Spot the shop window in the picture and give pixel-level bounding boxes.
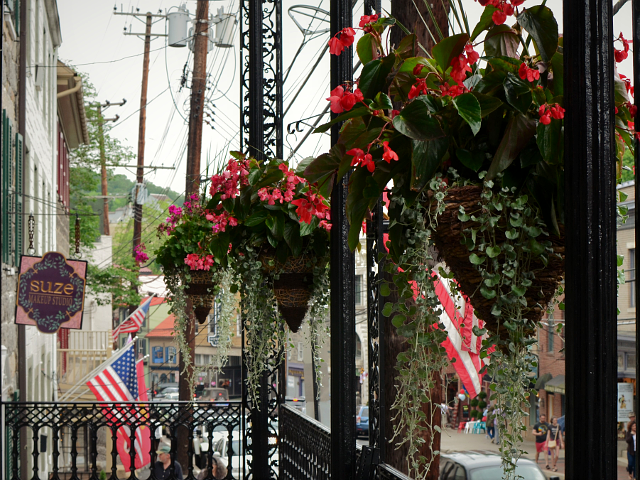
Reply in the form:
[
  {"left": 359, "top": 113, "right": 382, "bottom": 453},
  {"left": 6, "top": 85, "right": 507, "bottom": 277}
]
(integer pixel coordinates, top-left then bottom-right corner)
[
  {"left": 152, "top": 346, "right": 164, "bottom": 364},
  {"left": 166, "top": 347, "right": 176, "bottom": 364}
]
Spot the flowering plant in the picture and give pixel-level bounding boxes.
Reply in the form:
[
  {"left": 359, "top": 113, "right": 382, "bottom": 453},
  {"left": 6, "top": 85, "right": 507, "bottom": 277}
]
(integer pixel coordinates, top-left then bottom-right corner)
[{"left": 305, "top": 3, "right": 634, "bottom": 255}]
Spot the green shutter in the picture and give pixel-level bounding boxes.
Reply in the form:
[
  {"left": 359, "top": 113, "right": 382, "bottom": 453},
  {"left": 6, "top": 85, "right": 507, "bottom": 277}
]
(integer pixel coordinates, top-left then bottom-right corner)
[
  {"left": 14, "top": 0, "right": 20, "bottom": 36},
  {"left": 15, "top": 132, "right": 23, "bottom": 266},
  {"left": 2, "top": 110, "right": 13, "bottom": 265}
]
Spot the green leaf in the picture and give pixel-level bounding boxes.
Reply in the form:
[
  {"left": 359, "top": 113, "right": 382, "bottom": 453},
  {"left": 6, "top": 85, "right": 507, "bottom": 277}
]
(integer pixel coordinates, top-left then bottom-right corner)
[
  {"left": 357, "top": 33, "right": 376, "bottom": 65},
  {"left": 363, "top": 176, "right": 382, "bottom": 199},
  {"left": 392, "top": 314, "right": 407, "bottom": 327},
  {"left": 269, "top": 210, "right": 285, "bottom": 239},
  {"left": 399, "top": 57, "right": 435, "bottom": 75},
  {"left": 486, "top": 246, "right": 501, "bottom": 258},
  {"left": 283, "top": 222, "right": 302, "bottom": 257},
  {"left": 395, "top": 33, "right": 416, "bottom": 59},
  {"left": 480, "top": 287, "right": 497, "bottom": 299},
  {"left": 245, "top": 209, "right": 269, "bottom": 226},
  {"left": 549, "top": 52, "right": 563, "bottom": 96},
  {"left": 392, "top": 97, "right": 445, "bottom": 141},
  {"left": 503, "top": 73, "right": 533, "bottom": 115},
  {"left": 484, "top": 25, "right": 520, "bottom": 59},
  {"left": 314, "top": 106, "right": 370, "bottom": 134},
  {"left": 536, "top": 118, "right": 563, "bottom": 165},
  {"left": 472, "top": 92, "right": 504, "bottom": 118},
  {"left": 614, "top": 71, "right": 631, "bottom": 105},
  {"left": 380, "top": 282, "right": 391, "bottom": 297},
  {"left": 248, "top": 168, "right": 262, "bottom": 186},
  {"left": 469, "top": 253, "right": 485, "bottom": 265},
  {"left": 411, "top": 137, "right": 449, "bottom": 190},
  {"left": 471, "top": 5, "right": 499, "bottom": 41},
  {"left": 359, "top": 53, "right": 396, "bottom": 99},
  {"left": 299, "top": 217, "right": 318, "bottom": 237},
  {"left": 457, "top": 148, "right": 485, "bottom": 172},
  {"left": 382, "top": 302, "right": 394, "bottom": 317},
  {"left": 511, "top": 284, "right": 526, "bottom": 297},
  {"left": 432, "top": 33, "right": 469, "bottom": 72},
  {"left": 453, "top": 93, "right": 482, "bottom": 136},
  {"left": 487, "top": 114, "right": 536, "bottom": 180},
  {"left": 372, "top": 92, "right": 393, "bottom": 110},
  {"left": 517, "top": 6, "right": 558, "bottom": 62}
]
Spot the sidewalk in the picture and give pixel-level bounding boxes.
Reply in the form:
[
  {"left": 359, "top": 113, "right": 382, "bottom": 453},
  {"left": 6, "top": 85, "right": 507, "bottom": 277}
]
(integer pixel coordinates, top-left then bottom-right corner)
[{"left": 440, "top": 428, "right": 631, "bottom": 479}]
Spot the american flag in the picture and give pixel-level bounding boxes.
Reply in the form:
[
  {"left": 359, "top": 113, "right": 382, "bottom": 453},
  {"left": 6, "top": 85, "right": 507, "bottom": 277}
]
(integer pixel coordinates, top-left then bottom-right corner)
[
  {"left": 434, "top": 274, "right": 492, "bottom": 398},
  {"left": 112, "top": 296, "right": 154, "bottom": 341},
  {"left": 86, "top": 343, "right": 151, "bottom": 470}
]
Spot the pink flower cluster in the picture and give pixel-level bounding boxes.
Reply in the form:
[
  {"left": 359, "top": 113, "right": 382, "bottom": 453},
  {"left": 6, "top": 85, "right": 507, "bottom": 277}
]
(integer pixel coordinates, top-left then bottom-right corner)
[
  {"left": 184, "top": 253, "right": 215, "bottom": 271},
  {"left": 134, "top": 244, "right": 149, "bottom": 266},
  {"left": 518, "top": 63, "right": 540, "bottom": 82},
  {"left": 291, "top": 191, "right": 331, "bottom": 230},
  {"left": 327, "top": 85, "right": 364, "bottom": 114},
  {"left": 615, "top": 32, "right": 631, "bottom": 63},
  {"left": 347, "top": 148, "right": 375, "bottom": 172},
  {"left": 359, "top": 14, "right": 379, "bottom": 33},
  {"left": 160, "top": 204, "right": 184, "bottom": 235},
  {"left": 538, "top": 103, "right": 565, "bottom": 125},
  {"left": 257, "top": 163, "right": 303, "bottom": 204},
  {"left": 620, "top": 74, "right": 635, "bottom": 97},
  {"left": 477, "top": 0, "right": 524, "bottom": 25},
  {"left": 209, "top": 158, "right": 251, "bottom": 201},
  {"left": 205, "top": 211, "right": 238, "bottom": 233}
]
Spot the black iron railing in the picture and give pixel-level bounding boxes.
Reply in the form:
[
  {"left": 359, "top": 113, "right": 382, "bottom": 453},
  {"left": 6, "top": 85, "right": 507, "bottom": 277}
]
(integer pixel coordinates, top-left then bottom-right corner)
[
  {"left": 1, "top": 401, "right": 243, "bottom": 480},
  {"left": 279, "top": 404, "right": 330, "bottom": 480}
]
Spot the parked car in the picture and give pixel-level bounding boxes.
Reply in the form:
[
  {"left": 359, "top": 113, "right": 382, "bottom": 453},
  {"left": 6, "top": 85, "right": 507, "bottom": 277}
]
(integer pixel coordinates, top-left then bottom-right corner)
[
  {"left": 440, "top": 452, "right": 560, "bottom": 480},
  {"left": 199, "top": 387, "right": 229, "bottom": 402},
  {"left": 154, "top": 385, "right": 179, "bottom": 400},
  {"left": 356, "top": 405, "right": 369, "bottom": 438},
  {"left": 213, "top": 430, "right": 251, "bottom": 479}
]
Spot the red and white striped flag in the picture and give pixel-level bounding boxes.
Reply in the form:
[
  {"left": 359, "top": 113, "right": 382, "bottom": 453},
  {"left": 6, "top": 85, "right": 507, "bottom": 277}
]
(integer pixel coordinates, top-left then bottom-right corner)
[
  {"left": 86, "top": 343, "right": 151, "bottom": 470},
  {"left": 434, "top": 274, "right": 492, "bottom": 398},
  {"left": 112, "top": 296, "right": 154, "bottom": 341}
]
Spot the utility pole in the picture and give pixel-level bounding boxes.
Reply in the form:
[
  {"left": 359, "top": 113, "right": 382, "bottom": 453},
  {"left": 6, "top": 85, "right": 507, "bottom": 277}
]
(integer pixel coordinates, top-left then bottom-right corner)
[
  {"left": 185, "top": 0, "right": 209, "bottom": 197},
  {"left": 97, "top": 99, "right": 126, "bottom": 235},
  {"left": 113, "top": 8, "right": 166, "bottom": 257}
]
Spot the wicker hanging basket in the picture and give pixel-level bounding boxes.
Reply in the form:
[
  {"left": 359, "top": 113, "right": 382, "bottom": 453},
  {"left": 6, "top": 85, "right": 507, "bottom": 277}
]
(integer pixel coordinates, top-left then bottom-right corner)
[
  {"left": 183, "top": 270, "right": 216, "bottom": 324},
  {"left": 430, "top": 185, "right": 565, "bottom": 338},
  {"left": 261, "top": 252, "right": 314, "bottom": 333}
]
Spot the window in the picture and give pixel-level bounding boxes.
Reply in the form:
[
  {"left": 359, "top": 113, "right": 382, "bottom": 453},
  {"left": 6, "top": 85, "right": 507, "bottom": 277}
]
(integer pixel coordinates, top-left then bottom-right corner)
[
  {"left": 152, "top": 346, "right": 164, "bottom": 364},
  {"left": 166, "top": 347, "right": 177, "bottom": 364},
  {"left": 355, "top": 275, "right": 363, "bottom": 305},
  {"left": 195, "top": 354, "right": 202, "bottom": 365},
  {"left": 297, "top": 342, "right": 304, "bottom": 362},
  {"left": 627, "top": 353, "right": 636, "bottom": 372},
  {"left": 630, "top": 249, "right": 636, "bottom": 308},
  {"left": 547, "top": 318, "right": 554, "bottom": 353},
  {"left": 618, "top": 353, "right": 624, "bottom": 370}
]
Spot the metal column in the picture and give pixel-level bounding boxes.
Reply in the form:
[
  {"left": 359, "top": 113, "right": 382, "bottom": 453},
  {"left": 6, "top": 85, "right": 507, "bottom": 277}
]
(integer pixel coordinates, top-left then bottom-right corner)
[
  {"left": 240, "top": 0, "right": 283, "bottom": 478},
  {"left": 330, "top": 0, "right": 355, "bottom": 478},
  {"left": 564, "top": 0, "right": 618, "bottom": 477}
]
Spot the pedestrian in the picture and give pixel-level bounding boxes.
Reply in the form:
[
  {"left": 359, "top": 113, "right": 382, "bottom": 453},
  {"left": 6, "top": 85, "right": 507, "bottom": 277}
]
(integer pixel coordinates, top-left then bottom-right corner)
[
  {"left": 628, "top": 413, "right": 636, "bottom": 432},
  {"left": 532, "top": 413, "right": 550, "bottom": 469},
  {"left": 493, "top": 408, "right": 501, "bottom": 444},
  {"left": 546, "top": 416, "right": 564, "bottom": 472},
  {"left": 197, "top": 454, "right": 228, "bottom": 480},
  {"left": 486, "top": 406, "right": 495, "bottom": 441},
  {"left": 153, "top": 438, "right": 184, "bottom": 480},
  {"left": 627, "top": 420, "right": 637, "bottom": 480}
]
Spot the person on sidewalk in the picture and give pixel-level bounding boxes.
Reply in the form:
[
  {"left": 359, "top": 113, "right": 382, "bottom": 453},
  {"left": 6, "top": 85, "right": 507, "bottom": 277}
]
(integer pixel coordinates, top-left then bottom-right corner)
[
  {"left": 626, "top": 420, "right": 637, "bottom": 480},
  {"left": 532, "top": 414, "right": 550, "bottom": 469},
  {"left": 546, "top": 416, "right": 564, "bottom": 472},
  {"left": 153, "top": 440, "right": 184, "bottom": 480},
  {"left": 486, "top": 407, "right": 495, "bottom": 441}
]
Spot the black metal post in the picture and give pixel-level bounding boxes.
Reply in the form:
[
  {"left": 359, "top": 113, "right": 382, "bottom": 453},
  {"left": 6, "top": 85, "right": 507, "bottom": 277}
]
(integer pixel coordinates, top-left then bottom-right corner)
[
  {"left": 633, "top": 0, "right": 640, "bottom": 472},
  {"left": 564, "top": 0, "right": 618, "bottom": 478},
  {"left": 246, "top": 0, "right": 265, "bottom": 161},
  {"left": 330, "top": 0, "right": 355, "bottom": 478}
]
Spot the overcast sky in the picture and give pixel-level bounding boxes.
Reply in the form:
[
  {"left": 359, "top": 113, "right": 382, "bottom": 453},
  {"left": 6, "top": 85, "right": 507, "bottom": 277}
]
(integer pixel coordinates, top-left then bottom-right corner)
[{"left": 56, "top": 0, "right": 634, "bottom": 201}]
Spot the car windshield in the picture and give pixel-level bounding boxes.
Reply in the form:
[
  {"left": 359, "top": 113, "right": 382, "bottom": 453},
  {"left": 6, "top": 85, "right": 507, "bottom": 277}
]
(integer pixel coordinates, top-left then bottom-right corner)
[
  {"left": 360, "top": 407, "right": 369, "bottom": 417},
  {"left": 224, "top": 440, "right": 241, "bottom": 455},
  {"left": 470, "top": 465, "right": 546, "bottom": 480},
  {"left": 161, "top": 387, "right": 178, "bottom": 393}
]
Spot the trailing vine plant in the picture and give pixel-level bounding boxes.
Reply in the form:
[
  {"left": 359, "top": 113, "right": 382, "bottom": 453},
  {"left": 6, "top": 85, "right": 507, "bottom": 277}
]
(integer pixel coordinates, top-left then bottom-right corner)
[
  {"left": 170, "top": 284, "right": 196, "bottom": 398},
  {"left": 304, "top": 263, "right": 331, "bottom": 397}
]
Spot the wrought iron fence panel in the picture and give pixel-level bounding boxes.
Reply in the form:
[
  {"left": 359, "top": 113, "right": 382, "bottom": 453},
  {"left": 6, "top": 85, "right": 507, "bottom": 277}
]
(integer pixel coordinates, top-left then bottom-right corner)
[
  {"left": 375, "top": 464, "right": 413, "bottom": 480},
  {"left": 279, "top": 405, "right": 329, "bottom": 480},
  {"left": 1, "top": 401, "right": 243, "bottom": 480}
]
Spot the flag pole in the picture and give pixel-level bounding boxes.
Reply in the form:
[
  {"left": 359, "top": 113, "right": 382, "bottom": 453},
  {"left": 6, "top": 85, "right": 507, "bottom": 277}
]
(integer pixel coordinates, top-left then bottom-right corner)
[{"left": 61, "top": 337, "right": 139, "bottom": 401}]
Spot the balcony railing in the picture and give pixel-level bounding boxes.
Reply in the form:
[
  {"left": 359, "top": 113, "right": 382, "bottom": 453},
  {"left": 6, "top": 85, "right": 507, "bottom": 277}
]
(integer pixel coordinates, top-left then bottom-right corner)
[
  {"left": 57, "top": 349, "right": 111, "bottom": 391},
  {"left": 1, "top": 401, "right": 242, "bottom": 480}
]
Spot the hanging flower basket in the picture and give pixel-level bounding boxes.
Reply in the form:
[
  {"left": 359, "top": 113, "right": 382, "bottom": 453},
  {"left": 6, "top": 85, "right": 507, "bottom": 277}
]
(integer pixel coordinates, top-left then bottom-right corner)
[
  {"left": 183, "top": 270, "right": 216, "bottom": 324},
  {"left": 430, "top": 185, "right": 565, "bottom": 338},
  {"left": 261, "top": 251, "right": 315, "bottom": 333}
]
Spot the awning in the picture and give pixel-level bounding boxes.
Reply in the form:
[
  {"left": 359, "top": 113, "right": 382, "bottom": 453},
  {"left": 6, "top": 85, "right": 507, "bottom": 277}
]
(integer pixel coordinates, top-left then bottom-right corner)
[
  {"left": 535, "top": 372, "right": 553, "bottom": 390},
  {"left": 545, "top": 374, "right": 565, "bottom": 394}
]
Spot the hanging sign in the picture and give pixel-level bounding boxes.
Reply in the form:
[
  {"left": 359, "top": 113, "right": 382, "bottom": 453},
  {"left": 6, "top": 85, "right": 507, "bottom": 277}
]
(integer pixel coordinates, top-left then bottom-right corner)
[
  {"left": 618, "top": 382, "right": 635, "bottom": 423},
  {"left": 15, "top": 252, "right": 87, "bottom": 333}
]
